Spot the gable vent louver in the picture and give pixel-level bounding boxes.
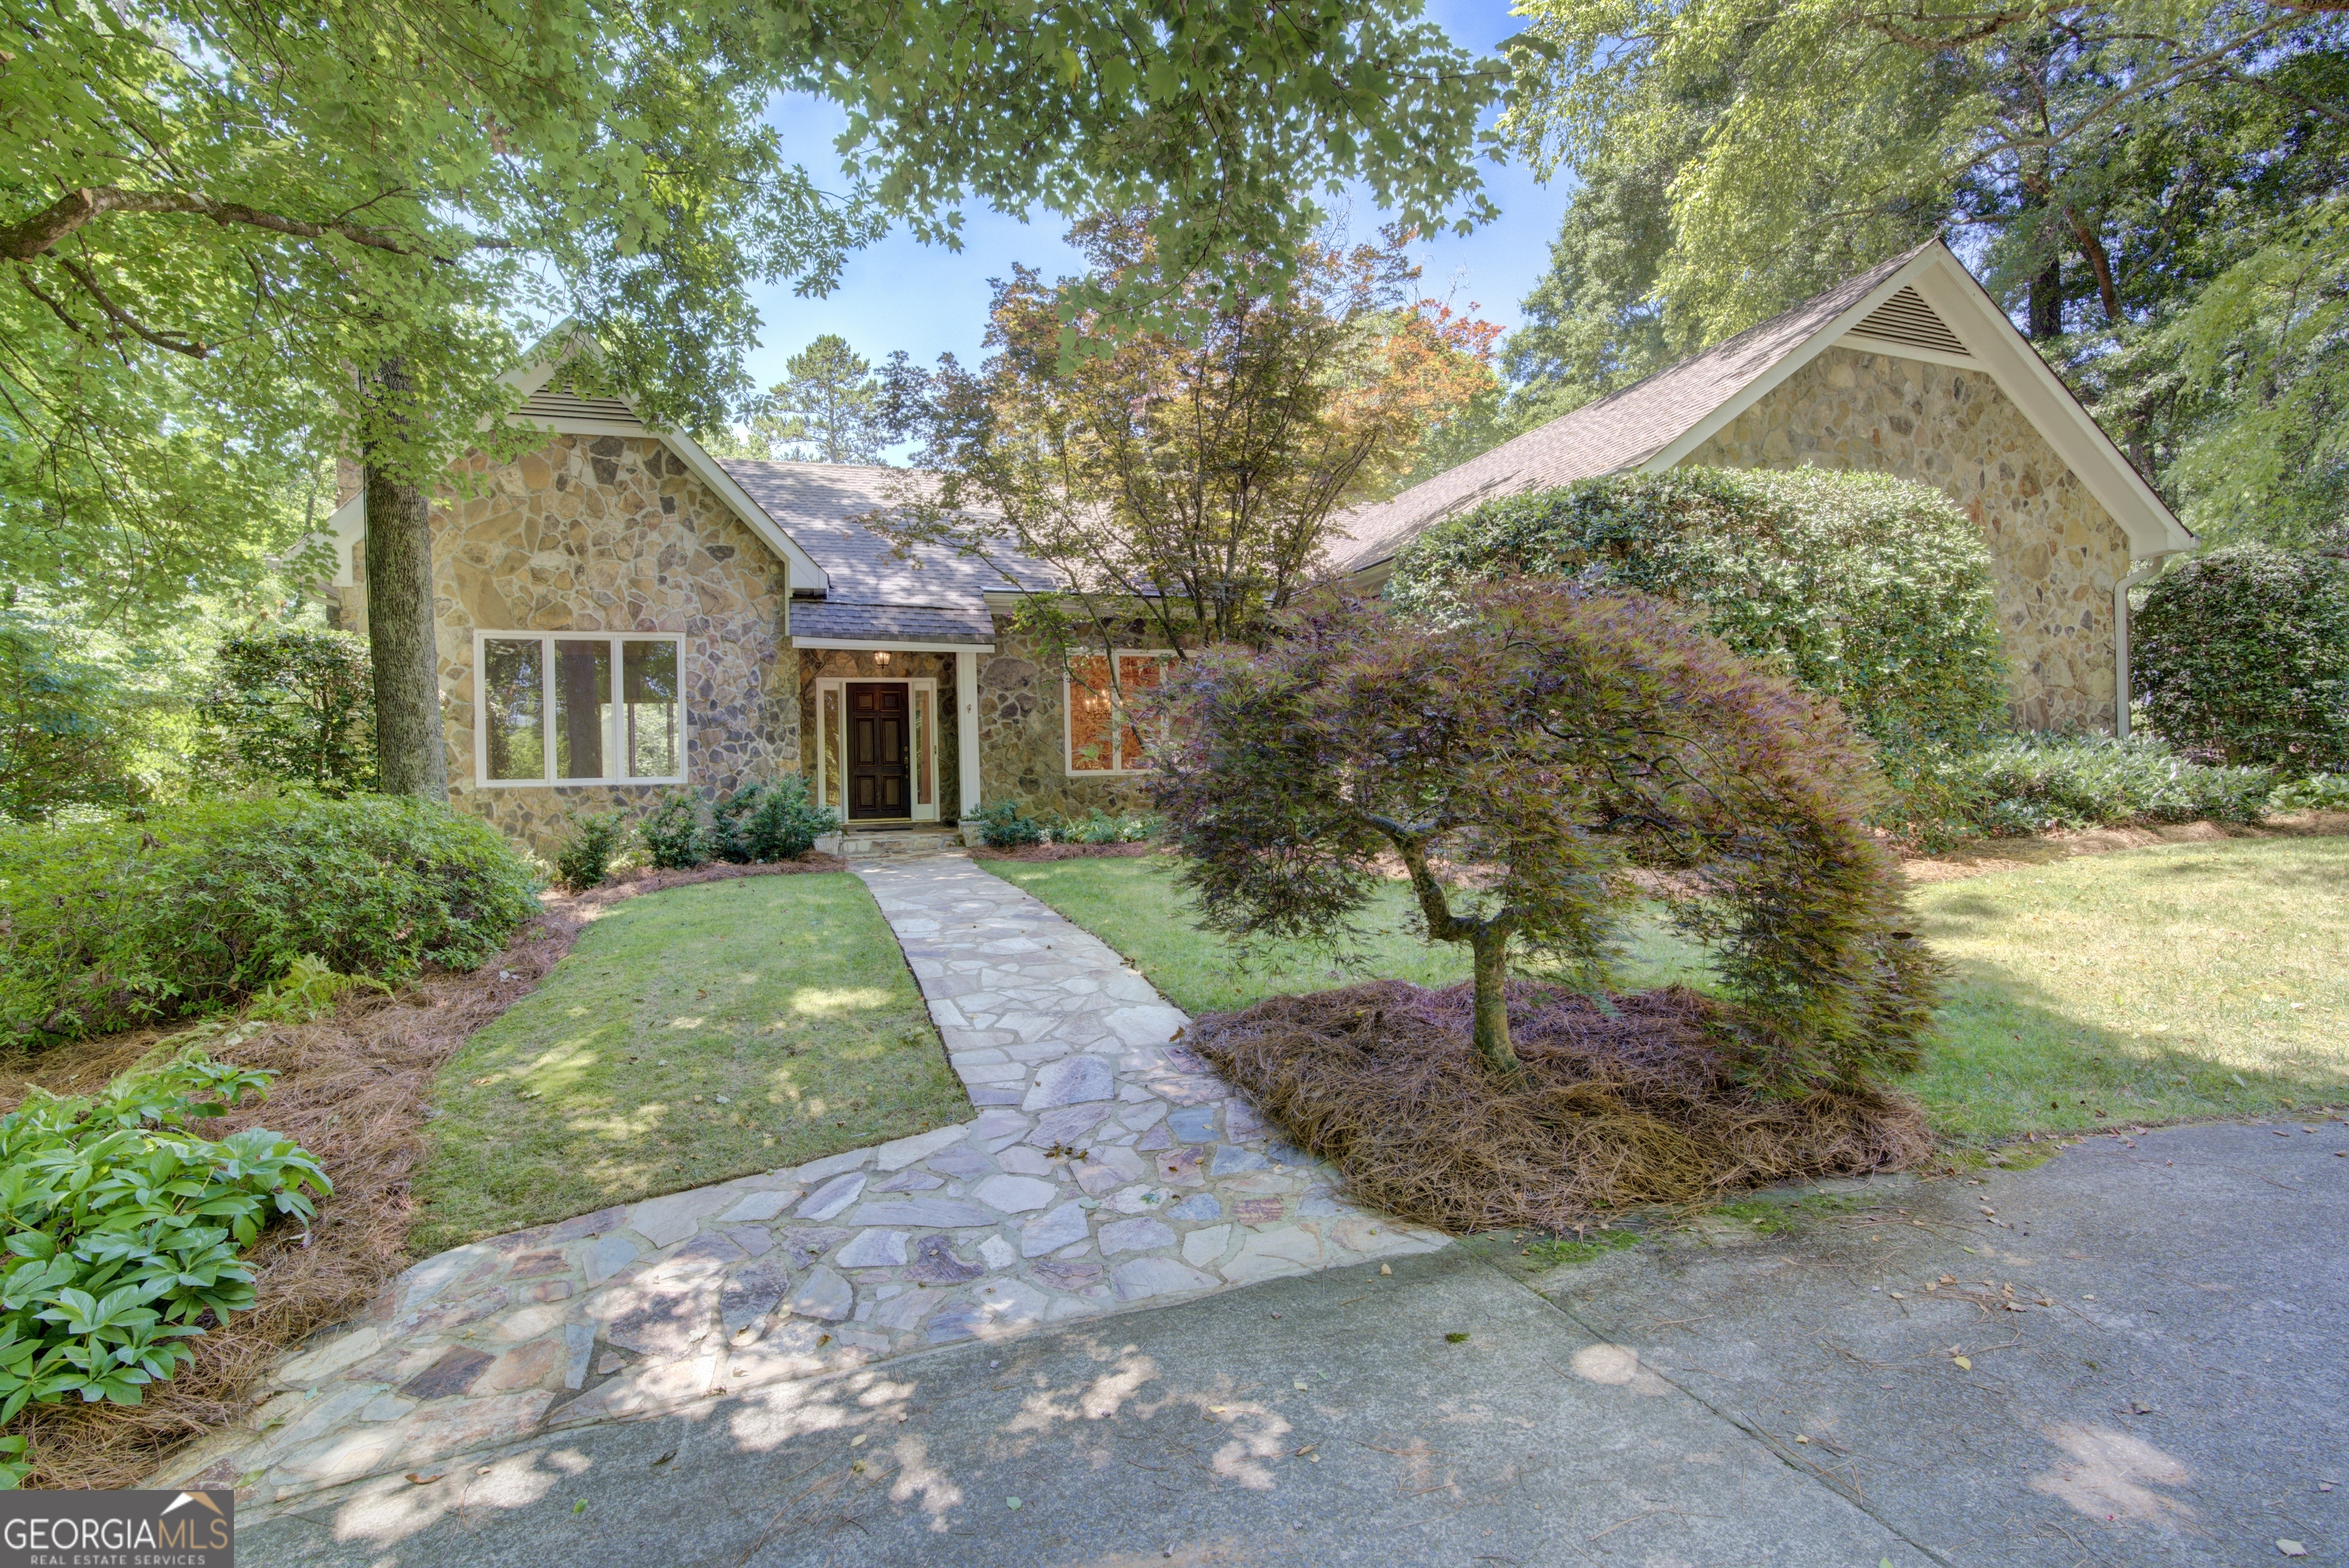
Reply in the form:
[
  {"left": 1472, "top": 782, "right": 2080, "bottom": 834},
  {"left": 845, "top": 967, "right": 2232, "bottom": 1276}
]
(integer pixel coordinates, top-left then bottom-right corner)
[
  {"left": 1843, "top": 285, "right": 1970, "bottom": 357},
  {"left": 515, "top": 384, "right": 644, "bottom": 428}
]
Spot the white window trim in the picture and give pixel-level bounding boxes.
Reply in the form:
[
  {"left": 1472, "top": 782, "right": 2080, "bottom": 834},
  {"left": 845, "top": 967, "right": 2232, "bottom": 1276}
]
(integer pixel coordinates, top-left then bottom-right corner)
[
  {"left": 472, "top": 629, "right": 689, "bottom": 788},
  {"left": 1064, "top": 648, "right": 1174, "bottom": 777},
  {"left": 810, "top": 674, "right": 941, "bottom": 823}
]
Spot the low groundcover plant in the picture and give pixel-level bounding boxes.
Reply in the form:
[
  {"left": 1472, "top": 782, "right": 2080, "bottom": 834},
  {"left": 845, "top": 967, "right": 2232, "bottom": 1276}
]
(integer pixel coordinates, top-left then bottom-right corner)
[{"left": 0, "top": 1051, "right": 329, "bottom": 1486}]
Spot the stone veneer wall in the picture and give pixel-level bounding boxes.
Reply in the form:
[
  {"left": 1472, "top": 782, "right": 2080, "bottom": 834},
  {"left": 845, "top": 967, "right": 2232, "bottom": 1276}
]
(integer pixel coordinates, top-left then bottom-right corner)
[
  {"left": 1676, "top": 345, "right": 2130, "bottom": 732},
  {"left": 973, "top": 618, "right": 1155, "bottom": 820},
  {"left": 340, "top": 434, "right": 797, "bottom": 851},
  {"left": 795, "top": 648, "right": 960, "bottom": 820}
]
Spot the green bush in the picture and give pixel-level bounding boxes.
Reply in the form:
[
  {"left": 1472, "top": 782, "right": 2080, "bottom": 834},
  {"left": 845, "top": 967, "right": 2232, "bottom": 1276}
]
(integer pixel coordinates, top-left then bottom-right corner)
[
  {"left": 1932, "top": 734, "right": 2274, "bottom": 836},
  {"left": 202, "top": 627, "right": 375, "bottom": 796},
  {"left": 970, "top": 800, "right": 1045, "bottom": 849},
  {"left": 2268, "top": 771, "right": 2349, "bottom": 812},
  {"left": 729, "top": 778, "right": 835, "bottom": 862},
  {"left": 638, "top": 791, "right": 707, "bottom": 869},
  {"left": 0, "top": 794, "right": 541, "bottom": 1047},
  {"left": 554, "top": 810, "right": 629, "bottom": 891},
  {"left": 1386, "top": 468, "right": 2012, "bottom": 797},
  {"left": 0, "top": 611, "right": 148, "bottom": 824},
  {"left": 0, "top": 1051, "right": 329, "bottom": 1445},
  {"left": 2134, "top": 544, "right": 2349, "bottom": 772}
]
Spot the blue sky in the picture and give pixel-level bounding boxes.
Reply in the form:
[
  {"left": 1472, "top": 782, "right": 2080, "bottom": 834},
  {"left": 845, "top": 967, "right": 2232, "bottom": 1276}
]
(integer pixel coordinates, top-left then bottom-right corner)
[{"left": 736, "top": 0, "right": 1568, "bottom": 394}]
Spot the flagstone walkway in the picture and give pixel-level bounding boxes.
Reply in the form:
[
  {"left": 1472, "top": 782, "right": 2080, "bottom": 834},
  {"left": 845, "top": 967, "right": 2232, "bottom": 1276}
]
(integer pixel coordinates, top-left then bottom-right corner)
[{"left": 160, "top": 854, "right": 1444, "bottom": 1510}]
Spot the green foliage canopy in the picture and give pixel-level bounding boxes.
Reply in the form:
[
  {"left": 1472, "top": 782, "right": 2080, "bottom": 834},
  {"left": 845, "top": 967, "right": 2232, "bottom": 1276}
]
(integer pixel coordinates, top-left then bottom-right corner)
[
  {"left": 1386, "top": 469, "right": 2012, "bottom": 774},
  {"left": 2, "top": 0, "right": 1505, "bottom": 608},
  {"left": 202, "top": 628, "right": 376, "bottom": 797}
]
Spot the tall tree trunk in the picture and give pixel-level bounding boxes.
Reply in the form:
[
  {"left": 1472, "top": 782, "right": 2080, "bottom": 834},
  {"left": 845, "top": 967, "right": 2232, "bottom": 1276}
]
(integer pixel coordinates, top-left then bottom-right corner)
[
  {"left": 2027, "top": 255, "right": 2065, "bottom": 340},
  {"left": 362, "top": 359, "right": 447, "bottom": 800},
  {"left": 1468, "top": 925, "right": 1523, "bottom": 1083}
]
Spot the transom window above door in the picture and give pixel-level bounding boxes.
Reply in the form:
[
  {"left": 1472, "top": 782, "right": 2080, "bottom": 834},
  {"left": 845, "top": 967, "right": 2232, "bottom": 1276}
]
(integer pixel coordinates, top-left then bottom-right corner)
[{"left": 476, "top": 632, "right": 685, "bottom": 786}]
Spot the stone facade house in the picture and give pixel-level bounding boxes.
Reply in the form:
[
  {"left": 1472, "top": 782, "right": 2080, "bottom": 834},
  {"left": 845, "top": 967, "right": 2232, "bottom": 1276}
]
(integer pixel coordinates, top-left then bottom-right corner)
[
  {"left": 1327, "top": 239, "right": 2196, "bottom": 733},
  {"left": 323, "top": 357, "right": 1156, "bottom": 852},
  {"left": 327, "top": 242, "right": 2191, "bottom": 852}
]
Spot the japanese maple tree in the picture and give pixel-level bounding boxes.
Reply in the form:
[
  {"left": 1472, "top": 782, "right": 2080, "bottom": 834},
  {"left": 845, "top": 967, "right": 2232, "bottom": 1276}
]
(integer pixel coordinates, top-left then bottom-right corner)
[{"left": 1149, "top": 582, "right": 1941, "bottom": 1089}]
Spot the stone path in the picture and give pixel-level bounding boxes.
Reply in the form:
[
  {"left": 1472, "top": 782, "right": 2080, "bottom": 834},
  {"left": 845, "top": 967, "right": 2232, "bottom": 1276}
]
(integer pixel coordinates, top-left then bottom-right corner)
[{"left": 161, "top": 854, "right": 1443, "bottom": 1509}]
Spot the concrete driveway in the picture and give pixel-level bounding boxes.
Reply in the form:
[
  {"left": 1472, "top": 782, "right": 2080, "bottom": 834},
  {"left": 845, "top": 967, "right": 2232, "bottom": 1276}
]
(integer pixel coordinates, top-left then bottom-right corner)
[{"left": 239, "top": 1118, "right": 2346, "bottom": 1566}]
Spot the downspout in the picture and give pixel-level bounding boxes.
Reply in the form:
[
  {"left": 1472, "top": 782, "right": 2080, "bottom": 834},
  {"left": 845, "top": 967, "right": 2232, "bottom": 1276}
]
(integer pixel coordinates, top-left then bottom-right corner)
[{"left": 2113, "top": 558, "right": 2165, "bottom": 738}]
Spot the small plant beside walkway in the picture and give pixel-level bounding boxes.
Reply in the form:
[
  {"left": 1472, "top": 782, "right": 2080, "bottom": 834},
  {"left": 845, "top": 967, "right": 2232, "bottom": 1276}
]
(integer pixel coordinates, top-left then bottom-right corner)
[{"left": 408, "top": 871, "right": 967, "bottom": 1254}]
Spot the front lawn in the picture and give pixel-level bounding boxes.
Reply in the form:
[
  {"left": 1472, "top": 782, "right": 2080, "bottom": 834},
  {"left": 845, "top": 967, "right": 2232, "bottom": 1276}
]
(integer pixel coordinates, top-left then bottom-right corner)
[
  {"left": 409, "top": 872, "right": 966, "bottom": 1253},
  {"left": 983, "top": 838, "right": 2349, "bottom": 1141}
]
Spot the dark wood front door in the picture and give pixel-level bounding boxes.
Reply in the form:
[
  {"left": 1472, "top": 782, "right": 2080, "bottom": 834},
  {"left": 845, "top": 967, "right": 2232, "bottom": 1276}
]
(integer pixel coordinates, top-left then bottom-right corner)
[{"left": 847, "top": 682, "right": 910, "bottom": 819}]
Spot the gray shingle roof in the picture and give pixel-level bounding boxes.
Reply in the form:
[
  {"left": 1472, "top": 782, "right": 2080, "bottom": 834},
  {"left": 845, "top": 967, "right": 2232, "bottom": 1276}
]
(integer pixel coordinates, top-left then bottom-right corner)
[
  {"left": 1327, "top": 244, "right": 1932, "bottom": 574},
  {"left": 786, "top": 601, "right": 996, "bottom": 644},
  {"left": 716, "top": 459, "right": 1059, "bottom": 610}
]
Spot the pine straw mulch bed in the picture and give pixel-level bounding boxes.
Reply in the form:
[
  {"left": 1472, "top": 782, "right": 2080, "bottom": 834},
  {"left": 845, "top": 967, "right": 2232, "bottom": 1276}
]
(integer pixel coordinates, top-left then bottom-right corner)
[
  {"left": 1191, "top": 978, "right": 1933, "bottom": 1237},
  {"left": 967, "top": 840, "right": 1162, "bottom": 862},
  {"left": 0, "top": 852, "right": 845, "bottom": 1492}
]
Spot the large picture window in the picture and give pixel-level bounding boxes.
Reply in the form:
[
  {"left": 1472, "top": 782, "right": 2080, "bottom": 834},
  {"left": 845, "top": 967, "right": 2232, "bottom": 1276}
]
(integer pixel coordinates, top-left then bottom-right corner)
[
  {"left": 476, "top": 632, "right": 684, "bottom": 786},
  {"left": 1064, "top": 651, "right": 1171, "bottom": 774}
]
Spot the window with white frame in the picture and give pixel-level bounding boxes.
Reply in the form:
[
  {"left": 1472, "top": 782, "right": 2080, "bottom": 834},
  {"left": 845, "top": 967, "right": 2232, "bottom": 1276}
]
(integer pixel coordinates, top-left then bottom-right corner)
[
  {"left": 476, "top": 632, "right": 685, "bottom": 786},
  {"left": 1064, "top": 650, "right": 1172, "bottom": 774}
]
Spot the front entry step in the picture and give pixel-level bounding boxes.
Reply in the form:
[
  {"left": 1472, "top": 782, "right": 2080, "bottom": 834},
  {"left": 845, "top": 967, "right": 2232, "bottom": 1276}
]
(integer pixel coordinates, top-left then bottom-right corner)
[{"left": 824, "top": 825, "right": 967, "bottom": 861}]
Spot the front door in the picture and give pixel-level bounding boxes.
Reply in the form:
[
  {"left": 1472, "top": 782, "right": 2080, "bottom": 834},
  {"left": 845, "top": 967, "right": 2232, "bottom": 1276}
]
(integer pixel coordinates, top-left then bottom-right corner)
[{"left": 846, "top": 682, "right": 910, "bottom": 819}]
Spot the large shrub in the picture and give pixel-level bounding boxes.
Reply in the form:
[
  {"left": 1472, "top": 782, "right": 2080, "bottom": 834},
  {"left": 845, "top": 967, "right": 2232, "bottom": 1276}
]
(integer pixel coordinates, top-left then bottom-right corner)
[
  {"left": 2134, "top": 544, "right": 2349, "bottom": 772},
  {"left": 202, "top": 627, "right": 376, "bottom": 795},
  {"left": 0, "top": 612, "right": 148, "bottom": 823},
  {"left": 0, "top": 1053, "right": 327, "bottom": 1447},
  {"left": 0, "top": 794, "right": 541, "bottom": 1045},
  {"left": 1386, "top": 468, "right": 2012, "bottom": 784},
  {"left": 1152, "top": 584, "right": 1940, "bottom": 1091}
]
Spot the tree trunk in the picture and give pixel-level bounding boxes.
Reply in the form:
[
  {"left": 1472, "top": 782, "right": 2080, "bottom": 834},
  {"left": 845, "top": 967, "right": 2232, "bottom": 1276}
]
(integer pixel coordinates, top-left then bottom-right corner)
[
  {"left": 2027, "top": 255, "right": 2065, "bottom": 340},
  {"left": 1468, "top": 926, "right": 1523, "bottom": 1083},
  {"left": 363, "top": 458, "right": 448, "bottom": 800}
]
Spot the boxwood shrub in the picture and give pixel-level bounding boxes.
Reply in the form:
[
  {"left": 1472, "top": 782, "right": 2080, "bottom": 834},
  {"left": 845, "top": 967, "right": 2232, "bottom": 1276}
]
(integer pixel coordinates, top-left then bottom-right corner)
[
  {"left": 0, "top": 794, "right": 541, "bottom": 1047},
  {"left": 2134, "top": 544, "right": 2349, "bottom": 773},
  {"left": 1385, "top": 468, "right": 2012, "bottom": 809}
]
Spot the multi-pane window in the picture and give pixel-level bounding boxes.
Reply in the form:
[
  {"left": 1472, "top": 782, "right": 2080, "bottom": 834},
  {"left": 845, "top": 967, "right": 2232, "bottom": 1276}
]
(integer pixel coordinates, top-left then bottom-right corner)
[
  {"left": 1064, "top": 651, "right": 1171, "bottom": 774},
  {"left": 477, "top": 633, "right": 684, "bottom": 785}
]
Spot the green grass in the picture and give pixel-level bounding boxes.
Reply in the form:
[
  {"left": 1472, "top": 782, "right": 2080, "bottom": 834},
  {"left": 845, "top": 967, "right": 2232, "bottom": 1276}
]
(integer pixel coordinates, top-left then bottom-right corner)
[
  {"left": 982, "top": 840, "right": 2349, "bottom": 1142},
  {"left": 980, "top": 852, "right": 1471, "bottom": 1012},
  {"left": 1902, "top": 836, "right": 2349, "bottom": 1138},
  {"left": 409, "top": 873, "right": 967, "bottom": 1253}
]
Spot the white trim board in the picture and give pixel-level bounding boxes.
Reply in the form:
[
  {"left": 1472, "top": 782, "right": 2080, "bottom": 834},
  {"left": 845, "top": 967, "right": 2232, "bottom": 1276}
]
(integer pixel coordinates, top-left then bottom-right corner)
[
  {"left": 1643, "top": 243, "right": 2193, "bottom": 561},
  {"left": 469, "top": 628, "right": 689, "bottom": 790},
  {"left": 790, "top": 637, "right": 996, "bottom": 655}
]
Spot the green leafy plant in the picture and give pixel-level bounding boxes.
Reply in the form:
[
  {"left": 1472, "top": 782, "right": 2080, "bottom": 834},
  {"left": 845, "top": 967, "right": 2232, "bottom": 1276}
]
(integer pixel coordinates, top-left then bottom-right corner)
[
  {"left": 2135, "top": 544, "right": 2349, "bottom": 773},
  {"left": 0, "top": 1052, "right": 330, "bottom": 1443},
  {"left": 970, "top": 800, "right": 1045, "bottom": 849},
  {"left": 638, "top": 791, "right": 708, "bottom": 870},
  {"left": 2268, "top": 772, "right": 2349, "bottom": 812},
  {"left": 1386, "top": 468, "right": 2012, "bottom": 820},
  {"left": 1046, "top": 809, "right": 1158, "bottom": 845},
  {"left": 1152, "top": 583, "right": 1940, "bottom": 1089},
  {"left": 555, "top": 810, "right": 631, "bottom": 891},
  {"left": 729, "top": 778, "right": 836, "bottom": 862},
  {"left": 0, "top": 794, "right": 540, "bottom": 1047},
  {"left": 1931, "top": 734, "right": 2274, "bottom": 836},
  {"left": 201, "top": 627, "right": 375, "bottom": 796}
]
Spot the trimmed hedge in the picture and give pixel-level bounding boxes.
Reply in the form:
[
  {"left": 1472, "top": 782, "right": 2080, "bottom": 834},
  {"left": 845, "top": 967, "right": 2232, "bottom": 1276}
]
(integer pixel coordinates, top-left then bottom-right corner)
[
  {"left": 2134, "top": 544, "right": 2349, "bottom": 773},
  {"left": 0, "top": 794, "right": 541, "bottom": 1046},
  {"left": 1385, "top": 468, "right": 2012, "bottom": 781}
]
